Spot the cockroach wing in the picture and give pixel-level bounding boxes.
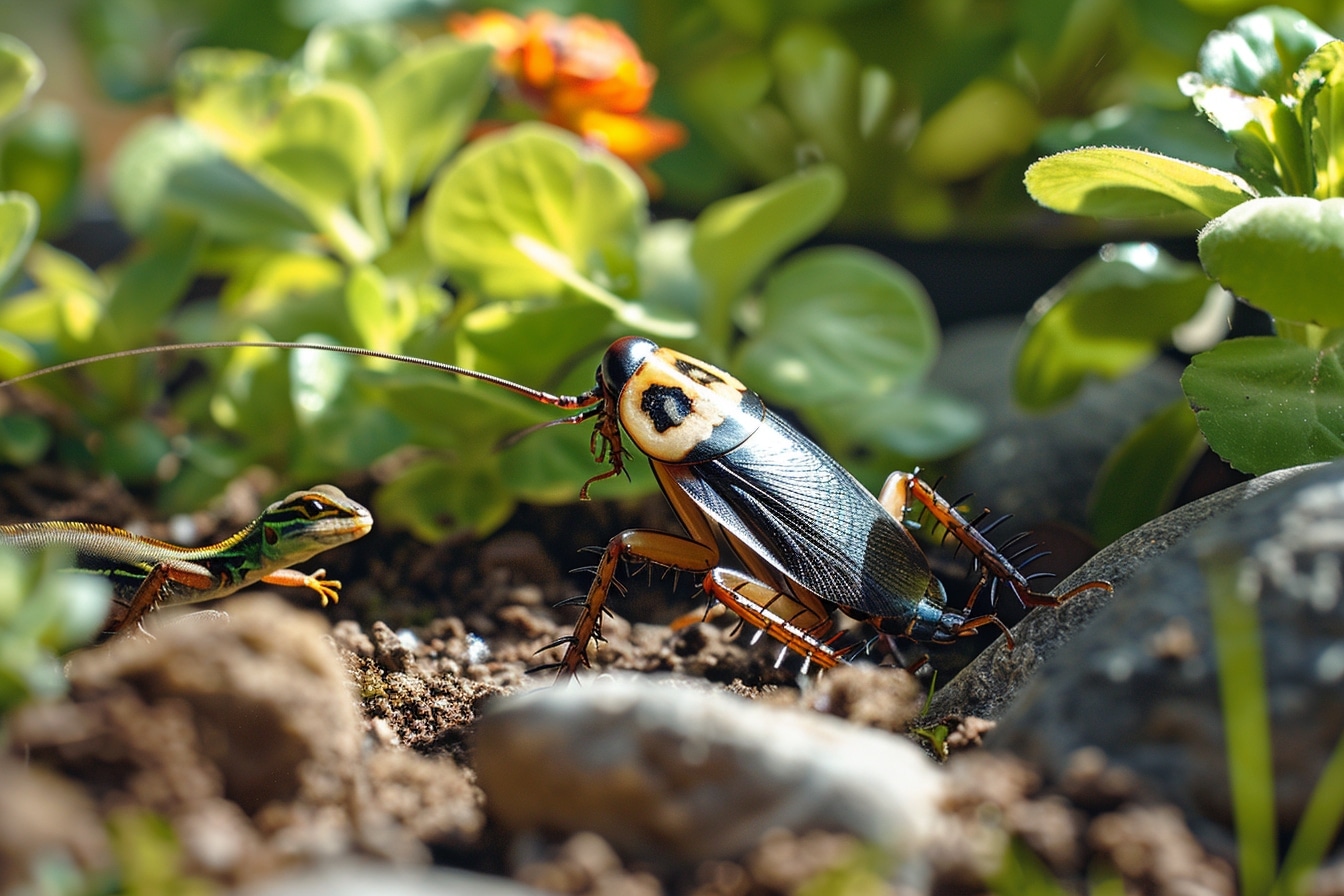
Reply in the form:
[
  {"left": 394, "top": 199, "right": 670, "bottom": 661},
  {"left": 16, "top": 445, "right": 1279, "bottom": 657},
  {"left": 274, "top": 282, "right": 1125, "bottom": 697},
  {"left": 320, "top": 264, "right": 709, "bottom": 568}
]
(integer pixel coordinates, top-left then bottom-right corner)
[{"left": 662, "top": 410, "right": 935, "bottom": 618}]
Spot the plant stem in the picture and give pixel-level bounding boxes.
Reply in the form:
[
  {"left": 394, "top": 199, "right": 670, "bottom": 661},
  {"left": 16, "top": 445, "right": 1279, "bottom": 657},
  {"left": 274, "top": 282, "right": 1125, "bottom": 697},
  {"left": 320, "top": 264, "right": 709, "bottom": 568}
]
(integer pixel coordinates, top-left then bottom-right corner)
[{"left": 1202, "top": 547, "right": 1276, "bottom": 896}]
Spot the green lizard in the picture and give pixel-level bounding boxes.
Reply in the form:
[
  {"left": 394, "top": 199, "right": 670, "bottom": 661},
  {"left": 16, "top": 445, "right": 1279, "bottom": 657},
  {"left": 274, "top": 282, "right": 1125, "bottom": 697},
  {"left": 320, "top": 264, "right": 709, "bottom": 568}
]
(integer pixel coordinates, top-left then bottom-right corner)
[{"left": 0, "top": 484, "right": 372, "bottom": 634}]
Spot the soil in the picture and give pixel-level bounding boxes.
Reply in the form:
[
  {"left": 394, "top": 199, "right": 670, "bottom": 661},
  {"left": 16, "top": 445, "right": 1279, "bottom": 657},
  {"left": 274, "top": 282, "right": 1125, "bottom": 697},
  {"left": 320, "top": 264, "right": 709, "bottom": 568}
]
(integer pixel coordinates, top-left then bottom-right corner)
[{"left": 1, "top": 464, "right": 1241, "bottom": 895}]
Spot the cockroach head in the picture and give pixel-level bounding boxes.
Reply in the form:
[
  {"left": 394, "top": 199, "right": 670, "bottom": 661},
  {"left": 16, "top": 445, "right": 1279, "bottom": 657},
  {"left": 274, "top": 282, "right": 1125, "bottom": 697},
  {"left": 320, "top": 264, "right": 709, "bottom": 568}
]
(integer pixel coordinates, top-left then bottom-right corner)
[{"left": 598, "top": 336, "right": 659, "bottom": 396}]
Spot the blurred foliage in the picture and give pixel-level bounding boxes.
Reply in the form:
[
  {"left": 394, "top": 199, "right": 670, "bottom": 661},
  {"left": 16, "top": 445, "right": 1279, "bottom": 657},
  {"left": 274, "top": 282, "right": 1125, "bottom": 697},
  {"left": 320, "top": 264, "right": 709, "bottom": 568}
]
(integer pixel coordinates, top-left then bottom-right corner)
[
  {"left": 0, "top": 542, "right": 110, "bottom": 719},
  {"left": 1023, "top": 6, "right": 1344, "bottom": 541},
  {"left": 0, "top": 18, "right": 977, "bottom": 539}
]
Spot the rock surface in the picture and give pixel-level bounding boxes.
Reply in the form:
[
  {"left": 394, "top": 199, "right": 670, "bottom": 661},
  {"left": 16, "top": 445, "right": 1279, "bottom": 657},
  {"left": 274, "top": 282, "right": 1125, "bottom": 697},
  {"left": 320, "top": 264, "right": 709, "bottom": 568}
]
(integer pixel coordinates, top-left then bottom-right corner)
[
  {"left": 926, "top": 465, "right": 1319, "bottom": 723},
  {"left": 988, "top": 460, "right": 1344, "bottom": 856},
  {"left": 473, "top": 675, "right": 944, "bottom": 867}
]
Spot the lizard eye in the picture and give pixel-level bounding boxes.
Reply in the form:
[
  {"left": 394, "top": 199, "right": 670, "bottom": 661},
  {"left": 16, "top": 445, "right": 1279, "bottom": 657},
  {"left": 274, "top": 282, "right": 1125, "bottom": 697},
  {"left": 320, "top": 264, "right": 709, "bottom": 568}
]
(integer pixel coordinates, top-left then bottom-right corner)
[{"left": 303, "top": 499, "right": 329, "bottom": 517}]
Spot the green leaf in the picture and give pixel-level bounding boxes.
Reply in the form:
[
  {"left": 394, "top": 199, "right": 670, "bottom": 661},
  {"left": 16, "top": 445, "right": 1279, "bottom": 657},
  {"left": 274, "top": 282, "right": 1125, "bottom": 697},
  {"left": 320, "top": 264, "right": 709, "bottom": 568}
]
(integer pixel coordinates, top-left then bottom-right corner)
[
  {"left": 1015, "top": 243, "right": 1211, "bottom": 409},
  {"left": 909, "top": 78, "right": 1040, "bottom": 183},
  {"left": 0, "top": 413, "right": 51, "bottom": 465},
  {"left": 1, "top": 104, "right": 83, "bottom": 237},
  {"left": 1025, "top": 147, "right": 1255, "bottom": 220},
  {"left": 460, "top": 301, "right": 614, "bottom": 386},
  {"left": 770, "top": 22, "right": 862, "bottom": 167},
  {"left": 802, "top": 386, "right": 982, "bottom": 488},
  {"left": 1196, "top": 6, "right": 1333, "bottom": 99},
  {"left": 369, "top": 37, "right": 493, "bottom": 204},
  {"left": 423, "top": 123, "right": 646, "bottom": 301},
  {"left": 1089, "top": 398, "right": 1206, "bottom": 545},
  {"left": 0, "top": 191, "right": 38, "bottom": 290},
  {"left": 691, "top": 165, "right": 845, "bottom": 347},
  {"left": 262, "top": 83, "right": 385, "bottom": 186},
  {"left": 373, "top": 456, "right": 514, "bottom": 541},
  {"left": 734, "top": 246, "right": 937, "bottom": 406},
  {"left": 174, "top": 48, "right": 294, "bottom": 154},
  {"left": 1297, "top": 41, "right": 1344, "bottom": 198},
  {"left": 1198, "top": 196, "right": 1344, "bottom": 326},
  {"left": 1182, "top": 335, "right": 1344, "bottom": 474},
  {"left": 110, "top": 118, "right": 312, "bottom": 243},
  {"left": 302, "top": 21, "right": 411, "bottom": 87},
  {"left": 289, "top": 335, "right": 352, "bottom": 427},
  {"left": 1179, "top": 75, "right": 1310, "bottom": 195},
  {"left": 0, "top": 34, "right": 43, "bottom": 126}
]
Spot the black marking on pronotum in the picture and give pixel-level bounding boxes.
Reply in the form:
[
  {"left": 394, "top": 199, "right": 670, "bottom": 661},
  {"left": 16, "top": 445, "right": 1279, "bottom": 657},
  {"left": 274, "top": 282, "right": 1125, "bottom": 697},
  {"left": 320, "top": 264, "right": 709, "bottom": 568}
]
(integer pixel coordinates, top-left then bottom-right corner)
[{"left": 641, "top": 383, "right": 694, "bottom": 432}]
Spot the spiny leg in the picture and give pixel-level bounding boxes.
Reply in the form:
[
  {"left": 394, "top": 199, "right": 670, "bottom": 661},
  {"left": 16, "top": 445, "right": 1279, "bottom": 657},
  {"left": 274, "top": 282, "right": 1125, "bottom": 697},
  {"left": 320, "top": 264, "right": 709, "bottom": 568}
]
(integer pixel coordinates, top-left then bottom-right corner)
[
  {"left": 545, "top": 529, "right": 718, "bottom": 682},
  {"left": 879, "top": 471, "right": 1112, "bottom": 614},
  {"left": 705, "top": 570, "right": 845, "bottom": 672}
]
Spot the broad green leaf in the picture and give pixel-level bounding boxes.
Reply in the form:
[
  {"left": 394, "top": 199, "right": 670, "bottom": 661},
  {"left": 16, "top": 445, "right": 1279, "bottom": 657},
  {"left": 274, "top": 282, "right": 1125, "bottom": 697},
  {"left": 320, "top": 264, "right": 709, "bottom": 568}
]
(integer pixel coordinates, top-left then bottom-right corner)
[
  {"left": 1198, "top": 196, "right": 1344, "bottom": 326},
  {"left": 771, "top": 22, "right": 861, "bottom": 166},
  {"left": 345, "top": 265, "right": 419, "bottom": 353},
  {"left": 0, "top": 413, "right": 51, "bottom": 465},
  {"left": 909, "top": 78, "right": 1040, "bottom": 183},
  {"left": 1025, "top": 147, "right": 1255, "bottom": 219},
  {"left": 499, "top": 422, "right": 658, "bottom": 504},
  {"left": 258, "top": 82, "right": 383, "bottom": 203},
  {"left": 1196, "top": 7, "right": 1333, "bottom": 100},
  {"left": 803, "top": 386, "right": 982, "bottom": 488},
  {"left": 1015, "top": 243, "right": 1210, "bottom": 408},
  {"left": 460, "top": 300, "right": 613, "bottom": 386},
  {"left": 1179, "top": 75, "right": 1310, "bottom": 195},
  {"left": 302, "top": 21, "right": 411, "bottom": 87},
  {"left": 1, "top": 104, "right": 82, "bottom": 237},
  {"left": 289, "top": 335, "right": 352, "bottom": 427},
  {"left": 0, "top": 191, "right": 38, "bottom": 290},
  {"left": 1182, "top": 335, "right": 1344, "bottom": 474},
  {"left": 0, "top": 35, "right": 43, "bottom": 125},
  {"left": 423, "top": 123, "right": 646, "bottom": 301},
  {"left": 174, "top": 48, "right": 294, "bottom": 156},
  {"left": 734, "top": 246, "right": 937, "bottom": 406},
  {"left": 110, "top": 118, "right": 312, "bottom": 243},
  {"left": 373, "top": 455, "right": 514, "bottom": 540},
  {"left": 691, "top": 165, "right": 844, "bottom": 347},
  {"left": 1089, "top": 398, "right": 1206, "bottom": 545},
  {"left": 254, "top": 84, "right": 385, "bottom": 262},
  {"left": 0, "top": 330, "right": 36, "bottom": 378},
  {"left": 100, "top": 217, "right": 204, "bottom": 349},
  {"left": 370, "top": 37, "right": 492, "bottom": 203},
  {"left": 1298, "top": 41, "right": 1344, "bottom": 199}
]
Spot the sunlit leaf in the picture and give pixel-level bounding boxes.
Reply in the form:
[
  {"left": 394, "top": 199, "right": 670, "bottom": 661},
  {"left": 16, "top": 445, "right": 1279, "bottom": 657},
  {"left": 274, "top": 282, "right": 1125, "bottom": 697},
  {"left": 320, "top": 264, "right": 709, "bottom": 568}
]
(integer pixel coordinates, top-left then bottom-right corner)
[
  {"left": 909, "top": 78, "right": 1040, "bottom": 183},
  {"left": 1, "top": 104, "right": 83, "bottom": 237},
  {"left": 369, "top": 37, "right": 492, "bottom": 201},
  {"left": 424, "top": 123, "right": 646, "bottom": 301},
  {"left": 289, "top": 335, "right": 352, "bottom": 427},
  {"left": 734, "top": 246, "right": 937, "bottom": 406},
  {"left": 1015, "top": 243, "right": 1210, "bottom": 408},
  {"left": 1026, "top": 147, "right": 1255, "bottom": 219},
  {"left": 691, "top": 165, "right": 844, "bottom": 345},
  {"left": 1297, "top": 41, "right": 1344, "bottom": 199},
  {"left": 110, "top": 118, "right": 312, "bottom": 242},
  {"left": 302, "top": 21, "right": 411, "bottom": 87},
  {"left": 0, "top": 191, "right": 38, "bottom": 290},
  {"left": 1183, "top": 335, "right": 1344, "bottom": 473},
  {"left": 1196, "top": 6, "right": 1333, "bottom": 99},
  {"left": 1198, "top": 196, "right": 1344, "bottom": 326},
  {"left": 1089, "top": 398, "right": 1206, "bottom": 544},
  {"left": 0, "top": 34, "right": 43, "bottom": 126}
]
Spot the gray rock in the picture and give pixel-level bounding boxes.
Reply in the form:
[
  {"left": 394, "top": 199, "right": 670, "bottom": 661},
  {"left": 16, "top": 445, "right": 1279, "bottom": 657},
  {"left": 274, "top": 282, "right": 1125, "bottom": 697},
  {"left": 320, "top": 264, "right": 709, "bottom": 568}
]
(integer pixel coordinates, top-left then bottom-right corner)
[
  {"left": 473, "top": 676, "right": 943, "bottom": 866},
  {"left": 237, "top": 861, "right": 547, "bottom": 896},
  {"left": 986, "top": 460, "right": 1344, "bottom": 856},
  {"left": 926, "top": 465, "right": 1318, "bottom": 723}
]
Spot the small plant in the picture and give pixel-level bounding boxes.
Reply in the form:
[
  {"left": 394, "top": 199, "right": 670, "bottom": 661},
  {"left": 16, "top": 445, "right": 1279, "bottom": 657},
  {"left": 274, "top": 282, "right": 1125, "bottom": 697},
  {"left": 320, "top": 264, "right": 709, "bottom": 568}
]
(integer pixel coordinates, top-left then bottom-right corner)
[
  {"left": 0, "top": 17, "right": 976, "bottom": 539},
  {"left": 1022, "top": 6, "right": 1344, "bottom": 541}
]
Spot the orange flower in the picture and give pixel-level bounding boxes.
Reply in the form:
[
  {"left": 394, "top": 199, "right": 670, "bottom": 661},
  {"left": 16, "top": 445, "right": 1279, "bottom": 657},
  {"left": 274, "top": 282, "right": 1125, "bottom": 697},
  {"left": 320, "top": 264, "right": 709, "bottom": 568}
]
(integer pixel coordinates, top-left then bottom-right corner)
[{"left": 449, "top": 9, "right": 685, "bottom": 191}]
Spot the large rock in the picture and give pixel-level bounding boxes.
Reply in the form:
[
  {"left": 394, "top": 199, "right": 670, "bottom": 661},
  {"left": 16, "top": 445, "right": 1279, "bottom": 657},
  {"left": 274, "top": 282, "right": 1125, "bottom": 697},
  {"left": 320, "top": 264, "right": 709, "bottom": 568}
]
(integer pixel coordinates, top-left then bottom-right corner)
[
  {"left": 926, "top": 465, "right": 1317, "bottom": 723},
  {"left": 986, "top": 461, "right": 1344, "bottom": 856},
  {"left": 474, "top": 676, "right": 943, "bottom": 867}
]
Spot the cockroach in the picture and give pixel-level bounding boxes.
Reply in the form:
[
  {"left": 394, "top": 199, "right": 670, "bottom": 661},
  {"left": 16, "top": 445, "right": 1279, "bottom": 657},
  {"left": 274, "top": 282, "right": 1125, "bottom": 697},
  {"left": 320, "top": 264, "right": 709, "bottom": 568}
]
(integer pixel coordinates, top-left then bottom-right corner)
[{"left": 1, "top": 336, "right": 1111, "bottom": 677}]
